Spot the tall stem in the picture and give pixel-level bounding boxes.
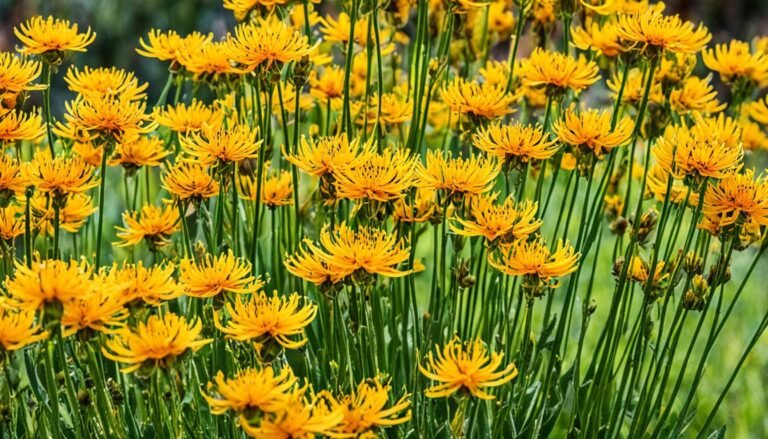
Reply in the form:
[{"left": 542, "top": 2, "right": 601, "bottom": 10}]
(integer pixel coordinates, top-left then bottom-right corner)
[{"left": 95, "top": 144, "right": 110, "bottom": 267}]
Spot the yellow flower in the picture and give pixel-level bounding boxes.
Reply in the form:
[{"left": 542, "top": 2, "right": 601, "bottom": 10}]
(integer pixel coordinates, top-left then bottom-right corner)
[
  {"left": 669, "top": 75, "right": 726, "bottom": 115},
  {"left": 59, "top": 95, "right": 156, "bottom": 144},
  {"left": 72, "top": 141, "right": 104, "bottom": 167},
  {"left": 0, "top": 52, "right": 44, "bottom": 112},
  {"left": 239, "top": 169, "right": 294, "bottom": 208},
  {"left": 285, "top": 134, "right": 376, "bottom": 179},
  {"left": 607, "top": 67, "right": 663, "bottom": 106},
  {"left": 653, "top": 118, "right": 743, "bottom": 182},
  {"left": 162, "top": 162, "right": 219, "bottom": 201},
  {"left": 335, "top": 376, "right": 411, "bottom": 436},
  {"left": 154, "top": 100, "right": 224, "bottom": 134},
  {"left": 419, "top": 337, "right": 517, "bottom": 400},
  {"left": 241, "top": 389, "right": 343, "bottom": 439},
  {"left": 115, "top": 204, "right": 180, "bottom": 249},
  {"left": 571, "top": 21, "right": 625, "bottom": 57},
  {"left": 319, "top": 12, "right": 396, "bottom": 53},
  {"left": 203, "top": 366, "right": 298, "bottom": 415},
  {"left": 0, "top": 109, "right": 45, "bottom": 142},
  {"left": 180, "top": 250, "right": 262, "bottom": 298},
  {"left": 225, "top": 18, "right": 312, "bottom": 72},
  {"left": 702, "top": 169, "right": 768, "bottom": 233},
  {"left": 479, "top": 60, "right": 510, "bottom": 87},
  {"left": 553, "top": 108, "right": 634, "bottom": 160},
  {"left": 451, "top": 193, "right": 542, "bottom": 243},
  {"left": 102, "top": 313, "right": 212, "bottom": 373},
  {"left": 0, "top": 307, "right": 47, "bottom": 352},
  {"left": 358, "top": 93, "right": 413, "bottom": 127},
  {"left": 283, "top": 245, "right": 335, "bottom": 287},
  {"left": 519, "top": 48, "right": 600, "bottom": 94},
  {"left": 24, "top": 149, "right": 99, "bottom": 198},
  {"left": 441, "top": 77, "right": 517, "bottom": 120},
  {"left": 4, "top": 259, "right": 89, "bottom": 311},
  {"left": 747, "top": 95, "right": 768, "bottom": 126},
  {"left": 310, "top": 66, "right": 346, "bottom": 102},
  {"left": 64, "top": 66, "right": 148, "bottom": 101},
  {"left": 739, "top": 119, "right": 768, "bottom": 151},
  {"left": 334, "top": 148, "right": 417, "bottom": 203},
  {"left": 416, "top": 150, "right": 500, "bottom": 197},
  {"left": 488, "top": 238, "right": 580, "bottom": 288},
  {"left": 61, "top": 276, "right": 129, "bottom": 337},
  {"left": 473, "top": 122, "right": 558, "bottom": 166},
  {"left": 0, "top": 205, "right": 24, "bottom": 241},
  {"left": 616, "top": 7, "right": 711, "bottom": 55},
  {"left": 109, "top": 136, "right": 171, "bottom": 171},
  {"left": 116, "top": 261, "right": 182, "bottom": 306},
  {"left": 179, "top": 41, "right": 240, "bottom": 81},
  {"left": 702, "top": 40, "right": 768, "bottom": 86},
  {"left": 180, "top": 120, "right": 261, "bottom": 166},
  {"left": 645, "top": 164, "right": 699, "bottom": 206},
  {"left": 214, "top": 291, "right": 317, "bottom": 350},
  {"left": 627, "top": 256, "right": 669, "bottom": 290},
  {"left": 136, "top": 30, "right": 213, "bottom": 66},
  {"left": 224, "top": 0, "right": 290, "bottom": 20},
  {"left": 0, "top": 154, "right": 27, "bottom": 198},
  {"left": 14, "top": 16, "right": 96, "bottom": 55},
  {"left": 392, "top": 188, "right": 437, "bottom": 224},
  {"left": 31, "top": 193, "right": 96, "bottom": 236}
]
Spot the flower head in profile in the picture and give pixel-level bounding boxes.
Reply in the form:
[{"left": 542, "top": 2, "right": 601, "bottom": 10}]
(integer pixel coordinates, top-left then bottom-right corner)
[
  {"left": 488, "top": 238, "right": 580, "bottom": 292},
  {"left": 0, "top": 109, "right": 45, "bottom": 142},
  {"left": 61, "top": 276, "right": 129, "bottom": 338},
  {"left": 162, "top": 162, "right": 219, "bottom": 202},
  {"left": 109, "top": 136, "right": 171, "bottom": 173},
  {"left": 102, "top": 313, "right": 211, "bottom": 373},
  {"left": 0, "top": 307, "right": 47, "bottom": 352},
  {"left": 441, "top": 77, "right": 517, "bottom": 121},
  {"left": 747, "top": 95, "right": 768, "bottom": 126},
  {"left": 416, "top": 150, "right": 500, "bottom": 199},
  {"left": 203, "top": 366, "right": 298, "bottom": 415},
  {"left": 0, "top": 205, "right": 25, "bottom": 241},
  {"left": 669, "top": 75, "right": 726, "bottom": 116},
  {"left": 334, "top": 148, "right": 417, "bottom": 203},
  {"left": 117, "top": 261, "right": 182, "bottom": 306},
  {"left": 420, "top": 337, "right": 517, "bottom": 400},
  {"left": 626, "top": 256, "right": 669, "bottom": 293},
  {"left": 31, "top": 193, "right": 96, "bottom": 236},
  {"left": 607, "top": 67, "right": 663, "bottom": 107},
  {"left": 136, "top": 30, "right": 213, "bottom": 68},
  {"left": 154, "top": 100, "right": 225, "bottom": 134},
  {"left": 616, "top": 7, "right": 711, "bottom": 56},
  {"left": 56, "top": 95, "right": 156, "bottom": 144},
  {"left": 519, "top": 48, "right": 600, "bottom": 95},
  {"left": 473, "top": 122, "right": 558, "bottom": 169},
  {"left": 14, "top": 16, "right": 96, "bottom": 57},
  {"left": 180, "top": 250, "right": 263, "bottom": 298},
  {"left": 4, "top": 259, "right": 90, "bottom": 311},
  {"left": 181, "top": 120, "right": 261, "bottom": 166},
  {"left": 335, "top": 376, "right": 411, "bottom": 436},
  {"left": 393, "top": 188, "right": 438, "bottom": 224},
  {"left": 571, "top": 21, "right": 625, "bottom": 58},
  {"left": 452, "top": 193, "right": 542, "bottom": 244},
  {"left": 285, "top": 134, "right": 376, "bottom": 179},
  {"left": 645, "top": 164, "right": 700, "bottom": 206},
  {"left": 23, "top": 149, "right": 98, "bottom": 199},
  {"left": 214, "top": 291, "right": 317, "bottom": 352},
  {"left": 0, "top": 154, "right": 27, "bottom": 200},
  {"left": 116, "top": 204, "right": 180, "bottom": 250},
  {"left": 310, "top": 65, "right": 346, "bottom": 102},
  {"left": 241, "top": 389, "right": 343, "bottom": 439},
  {"left": 701, "top": 170, "right": 768, "bottom": 235},
  {"left": 64, "top": 66, "right": 148, "bottom": 101},
  {"left": 225, "top": 17, "right": 312, "bottom": 72},
  {"left": 553, "top": 108, "right": 634, "bottom": 165},
  {"left": 703, "top": 40, "right": 768, "bottom": 87},
  {"left": 0, "top": 53, "right": 44, "bottom": 112}
]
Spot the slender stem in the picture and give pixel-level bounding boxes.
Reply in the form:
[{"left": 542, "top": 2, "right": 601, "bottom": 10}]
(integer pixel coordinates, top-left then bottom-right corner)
[{"left": 95, "top": 143, "right": 110, "bottom": 267}]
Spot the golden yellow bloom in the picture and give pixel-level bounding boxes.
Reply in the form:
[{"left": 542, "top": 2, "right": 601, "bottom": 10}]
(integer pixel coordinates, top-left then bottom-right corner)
[
  {"left": 473, "top": 122, "right": 558, "bottom": 166},
  {"left": 519, "top": 48, "right": 600, "bottom": 94},
  {"left": 335, "top": 376, "right": 411, "bottom": 436},
  {"left": 416, "top": 150, "right": 500, "bottom": 198},
  {"left": 419, "top": 337, "right": 517, "bottom": 400},
  {"left": 702, "top": 169, "right": 768, "bottom": 232},
  {"left": 5, "top": 259, "right": 89, "bottom": 311},
  {"left": 739, "top": 119, "right": 768, "bottom": 151},
  {"left": 203, "top": 366, "right": 298, "bottom": 415},
  {"left": 239, "top": 169, "right": 294, "bottom": 208},
  {"left": 24, "top": 149, "right": 99, "bottom": 198},
  {"left": 162, "top": 162, "right": 219, "bottom": 201},
  {"left": 0, "top": 52, "right": 44, "bottom": 111},
  {"left": 0, "top": 109, "right": 45, "bottom": 142},
  {"left": 0, "top": 308, "right": 47, "bottom": 351},
  {"left": 109, "top": 136, "right": 171, "bottom": 171},
  {"left": 441, "top": 77, "right": 517, "bottom": 120},
  {"left": 319, "top": 12, "right": 395, "bottom": 53},
  {"left": 225, "top": 18, "right": 312, "bottom": 72},
  {"left": 392, "top": 188, "right": 437, "bottom": 224},
  {"left": 14, "top": 16, "right": 96, "bottom": 55},
  {"left": 241, "top": 389, "right": 343, "bottom": 439},
  {"left": 179, "top": 41, "right": 240, "bottom": 80},
  {"left": 747, "top": 95, "right": 768, "bottom": 126},
  {"left": 285, "top": 135, "right": 376, "bottom": 180},
  {"left": 72, "top": 141, "right": 103, "bottom": 167},
  {"left": 488, "top": 238, "right": 580, "bottom": 288},
  {"left": 224, "top": 0, "right": 290, "bottom": 21},
  {"left": 154, "top": 100, "right": 224, "bottom": 134},
  {"left": 553, "top": 109, "right": 634, "bottom": 159},
  {"left": 103, "top": 313, "right": 212, "bottom": 373},
  {"left": 310, "top": 66, "right": 346, "bottom": 102},
  {"left": 115, "top": 204, "right": 180, "bottom": 249},
  {"left": 117, "top": 261, "right": 182, "bottom": 306},
  {"left": 61, "top": 282, "right": 129, "bottom": 337},
  {"left": 669, "top": 75, "right": 726, "bottom": 115},
  {"left": 0, "top": 205, "right": 24, "bottom": 241},
  {"left": 64, "top": 66, "right": 148, "bottom": 101},
  {"left": 334, "top": 148, "right": 416, "bottom": 202},
  {"left": 180, "top": 250, "right": 262, "bottom": 298},
  {"left": 607, "top": 67, "right": 663, "bottom": 106},
  {"left": 451, "top": 193, "right": 541, "bottom": 243},
  {"left": 616, "top": 7, "right": 711, "bottom": 55},
  {"left": 571, "top": 21, "right": 625, "bottom": 57},
  {"left": 627, "top": 256, "right": 669, "bottom": 290},
  {"left": 214, "top": 291, "right": 317, "bottom": 350},
  {"left": 0, "top": 154, "right": 27, "bottom": 198},
  {"left": 645, "top": 164, "right": 699, "bottom": 206},
  {"left": 358, "top": 93, "right": 413, "bottom": 127},
  {"left": 283, "top": 245, "right": 335, "bottom": 287},
  {"left": 180, "top": 120, "right": 261, "bottom": 166},
  {"left": 136, "top": 30, "right": 213, "bottom": 66},
  {"left": 653, "top": 119, "right": 743, "bottom": 182},
  {"left": 31, "top": 193, "right": 96, "bottom": 235},
  {"left": 57, "top": 95, "right": 156, "bottom": 143},
  {"left": 702, "top": 40, "right": 768, "bottom": 86},
  {"left": 532, "top": 0, "right": 556, "bottom": 24},
  {"left": 479, "top": 60, "right": 510, "bottom": 87}
]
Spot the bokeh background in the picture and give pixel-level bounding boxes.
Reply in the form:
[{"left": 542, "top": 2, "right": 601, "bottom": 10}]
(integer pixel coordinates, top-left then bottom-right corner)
[{"left": 2, "top": 0, "right": 768, "bottom": 436}]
